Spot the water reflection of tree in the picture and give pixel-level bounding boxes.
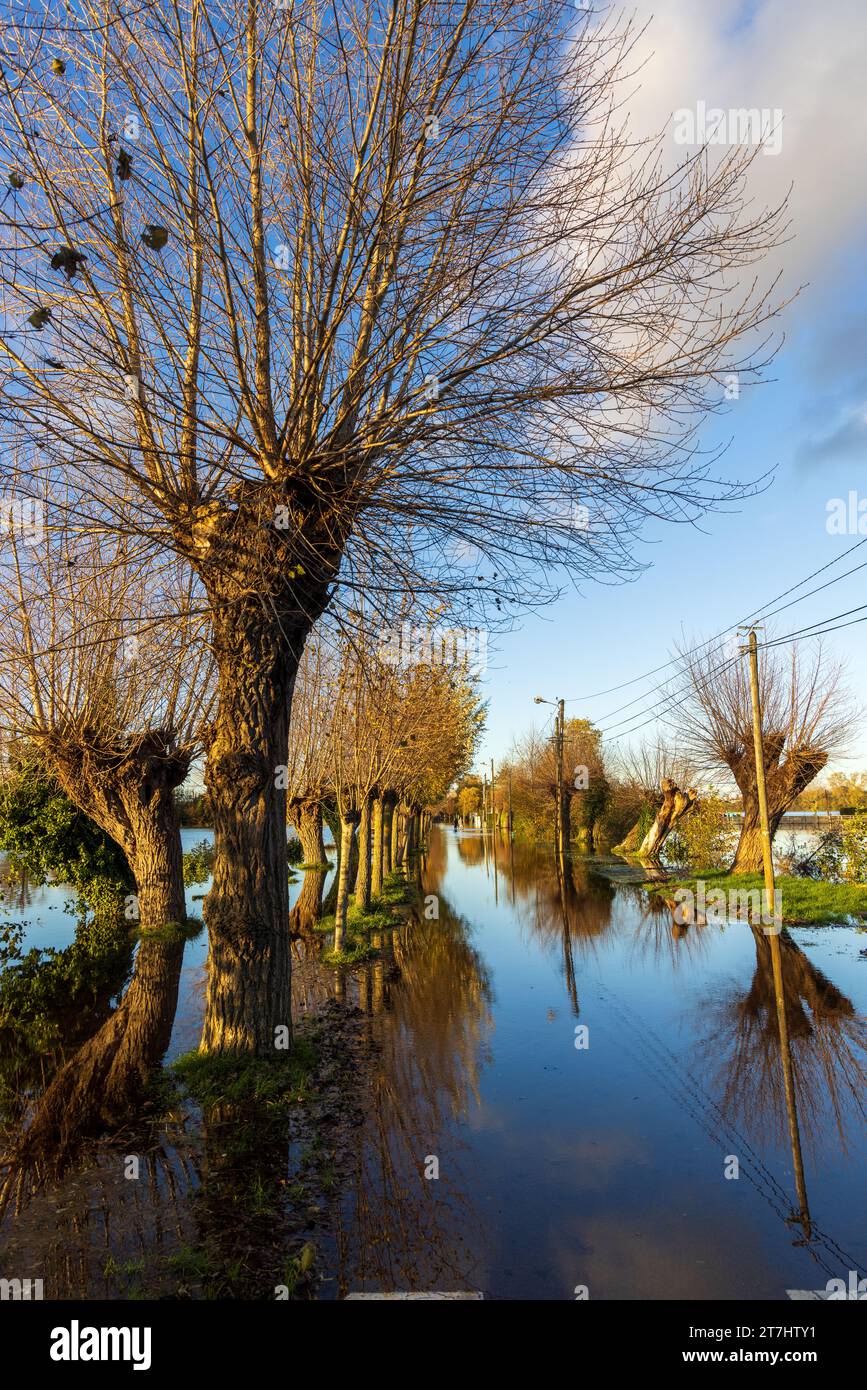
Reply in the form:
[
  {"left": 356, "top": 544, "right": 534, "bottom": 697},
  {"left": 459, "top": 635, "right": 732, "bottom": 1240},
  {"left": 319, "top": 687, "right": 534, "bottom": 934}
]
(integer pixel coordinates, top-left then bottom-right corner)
[
  {"left": 1, "top": 933, "right": 187, "bottom": 1206},
  {"left": 0, "top": 910, "right": 136, "bottom": 1131},
  {"left": 0, "top": 926, "right": 204, "bottom": 1298},
  {"left": 0, "top": 858, "right": 35, "bottom": 911},
  {"left": 626, "top": 887, "right": 716, "bottom": 969},
  {"left": 503, "top": 843, "right": 615, "bottom": 1013},
  {"left": 698, "top": 926, "right": 867, "bottom": 1158},
  {"left": 454, "top": 832, "right": 485, "bottom": 868},
  {"left": 290, "top": 866, "right": 328, "bottom": 938},
  {"left": 334, "top": 896, "right": 493, "bottom": 1295}
]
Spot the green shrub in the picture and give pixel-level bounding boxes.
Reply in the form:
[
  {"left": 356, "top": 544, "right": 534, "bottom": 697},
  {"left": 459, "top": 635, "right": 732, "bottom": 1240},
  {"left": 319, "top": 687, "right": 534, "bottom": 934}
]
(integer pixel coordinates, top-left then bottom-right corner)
[
  {"left": 182, "top": 838, "right": 214, "bottom": 885},
  {"left": 664, "top": 796, "right": 734, "bottom": 871},
  {"left": 841, "top": 812, "right": 867, "bottom": 882}
]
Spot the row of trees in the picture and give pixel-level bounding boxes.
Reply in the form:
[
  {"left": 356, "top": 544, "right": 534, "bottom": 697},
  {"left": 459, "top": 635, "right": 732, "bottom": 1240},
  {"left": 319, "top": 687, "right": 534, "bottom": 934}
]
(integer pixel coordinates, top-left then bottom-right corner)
[
  {"left": 0, "top": 0, "right": 791, "bottom": 1049},
  {"left": 0, "top": 507, "right": 482, "bottom": 1046},
  {"left": 284, "top": 629, "right": 483, "bottom": 955}
]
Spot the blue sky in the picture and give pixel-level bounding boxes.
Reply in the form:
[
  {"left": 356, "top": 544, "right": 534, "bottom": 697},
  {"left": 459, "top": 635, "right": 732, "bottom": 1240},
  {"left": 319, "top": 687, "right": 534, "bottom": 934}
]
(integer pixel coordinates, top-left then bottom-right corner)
[{"left": 475, "top": 0, "right": 867, "bottom": 776}]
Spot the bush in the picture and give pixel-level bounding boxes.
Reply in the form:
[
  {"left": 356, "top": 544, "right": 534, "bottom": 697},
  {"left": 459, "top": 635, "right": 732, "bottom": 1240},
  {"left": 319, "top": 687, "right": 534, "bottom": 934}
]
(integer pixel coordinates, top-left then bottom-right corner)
[
  {"left": 781, "top": 813, "right": 867, "bottom": 883},
  {"left": 664, "top": 796, "right": 734, "bottom": 871},
  {"left": 182, "top": 838, "right": 214, "bottom": 885},
  {"left": 841, "top": 812, "right": 867, "bottom": 882},
  {"left": 0, "top": 755, "right": 132, "bottom": 908}
]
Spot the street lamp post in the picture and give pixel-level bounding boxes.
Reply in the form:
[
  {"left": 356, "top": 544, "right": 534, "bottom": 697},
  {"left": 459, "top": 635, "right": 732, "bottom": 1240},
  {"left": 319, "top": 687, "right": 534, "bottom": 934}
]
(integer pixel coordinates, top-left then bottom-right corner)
[{"left": 535, "top": 695, "right": 566, "bottom": 866}]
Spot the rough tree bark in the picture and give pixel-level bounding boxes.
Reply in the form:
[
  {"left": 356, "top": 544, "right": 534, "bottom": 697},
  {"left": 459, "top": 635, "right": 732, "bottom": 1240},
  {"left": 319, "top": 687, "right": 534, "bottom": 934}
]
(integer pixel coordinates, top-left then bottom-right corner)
[
  {"left": 333, "top": 810, "right": 360, "bottom": 952},
  {"left": 638, "top": 779, "right": 698, "bottom": 862},
  {"left": 370, "top": 793, "right": 384, "bottom": 898},
  {"left": 291, "top": 799, "right": 326, "bottom": 865},
  {"left": 189, "top": 496, "right": 340, "bottom": 1054},
  {"left": 381, "top": 791, "right": 398, "bottom": 876},
  {"left": 200, "top": 601, "right": 297, "bottom": 1054},
  {"left": 290, "top": 866, "right": 326, "bottom": 937},
  {"left": 43, "top": 731, "right": 189, "bottom": 931},
  {"left": 354, "top": 794, "right": 372, "bottom": 911},
  {"left": 727, "top": 736, "right": 828, "bottom": 873}
]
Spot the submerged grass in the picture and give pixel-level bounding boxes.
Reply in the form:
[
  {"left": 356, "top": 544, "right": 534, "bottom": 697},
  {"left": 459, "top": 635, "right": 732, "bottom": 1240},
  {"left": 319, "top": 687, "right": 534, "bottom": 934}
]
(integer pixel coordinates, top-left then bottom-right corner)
[
  {"left": 647, "top": 871, "right": 867, "bottom": 926},
  {"left": 138, "top": 916, "right": 204, "bottom": 944},
  {"left": 171, "top": 1038, "right": 316, "bottom": 1106},
  {"left": 315, "top": 872, "right": 415, "bottom": 963}
]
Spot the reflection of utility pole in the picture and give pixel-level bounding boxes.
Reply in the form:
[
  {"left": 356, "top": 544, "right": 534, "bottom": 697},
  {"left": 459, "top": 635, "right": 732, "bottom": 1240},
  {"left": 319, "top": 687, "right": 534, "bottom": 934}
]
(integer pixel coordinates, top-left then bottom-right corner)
[{"left": 742, "top": 626, "right": 811, "bottom": 1235}]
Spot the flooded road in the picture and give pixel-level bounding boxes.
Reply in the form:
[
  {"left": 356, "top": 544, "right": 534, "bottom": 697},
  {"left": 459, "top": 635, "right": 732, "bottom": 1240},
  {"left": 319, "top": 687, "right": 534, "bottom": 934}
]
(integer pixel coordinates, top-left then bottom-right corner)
[{"left": 1, "top": 826, "right": 865, "bottom": 1300}]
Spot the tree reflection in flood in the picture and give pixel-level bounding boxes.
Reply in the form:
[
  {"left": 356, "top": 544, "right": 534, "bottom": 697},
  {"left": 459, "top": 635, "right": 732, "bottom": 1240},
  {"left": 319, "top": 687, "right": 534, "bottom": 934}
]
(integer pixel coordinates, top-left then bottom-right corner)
[
  {"left": 697, "top": 925, "right": 867, "bottom": 1160},
  {"left": 0, "top": 827, "right": 865, "bottom": 1299},
  {"left": 333, "top": 894, "right": 493, "bottom": 1296}
]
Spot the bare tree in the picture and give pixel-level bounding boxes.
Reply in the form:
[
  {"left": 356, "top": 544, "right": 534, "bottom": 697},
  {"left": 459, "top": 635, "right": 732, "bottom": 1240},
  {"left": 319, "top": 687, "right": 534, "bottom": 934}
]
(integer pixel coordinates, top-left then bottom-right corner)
[
  {"left": 0, "top": 0, "right": 789, "bottom": 1048},
  {"left": 610, "top": 742, "right": 699, "bottom": 857},
  {"left": 679, "top": 640, "right": 855, "bottom": 872},
  {"left": 635, "top": 777, "right": 697, "bottom": 863},
  {"left": 0, "top": 514, "right": 215, "bottom": 932}
]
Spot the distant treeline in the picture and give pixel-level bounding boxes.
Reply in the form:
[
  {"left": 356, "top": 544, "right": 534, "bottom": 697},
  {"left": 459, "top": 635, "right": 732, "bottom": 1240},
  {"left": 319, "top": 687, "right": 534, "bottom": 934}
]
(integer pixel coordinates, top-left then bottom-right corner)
[{"left": 175, "top": 789, "right": 211, "bottom": 826}]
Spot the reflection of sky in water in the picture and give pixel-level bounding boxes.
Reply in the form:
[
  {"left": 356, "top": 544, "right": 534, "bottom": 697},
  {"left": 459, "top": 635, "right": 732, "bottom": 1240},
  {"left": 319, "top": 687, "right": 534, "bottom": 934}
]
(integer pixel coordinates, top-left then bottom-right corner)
[
  {"left": 2, "top": 825, "right": 865, "bottom": 1300},
  {"left": 334, "top": 830, "right": 867, "bottom": 1299},
  {"left": 0, "top": 828, "right": 337, "bottom": 1061}
]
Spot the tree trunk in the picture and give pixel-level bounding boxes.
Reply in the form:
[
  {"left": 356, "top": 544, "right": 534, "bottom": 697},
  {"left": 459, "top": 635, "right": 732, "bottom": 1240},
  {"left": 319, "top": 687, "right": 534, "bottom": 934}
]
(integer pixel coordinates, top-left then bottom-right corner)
[
  {"left": 731, "top": 807, "right": 786, "bottom": 873},
  {"left": 370, "top": 794, "right": 384, "bottom": 898},
  {"left": 43, "top": 732, "right": 188, "bottom": 933},
  {"left": 133, "top": 790, "right": 187, "bottom": 930},
  {"left": 200, "top": 608, "right": 296, "bottom": 1055},
  {"left": 382, "top": 793, "right": 397, "bottom": 876},
  {"left": 614, "top": 811, "right": 655, "bottom": 855},
  {"left": 333, "top": 811, "right": 359, "bottom": 952},
  {"left": 290, "top": 866, "right": 326, "bottom": 937},
  {"left": 292, "top": 799, "right": 325, "bottom": 864},
  {"left": 727, "top": 736, "right": 828, "bottom": 873},
  {"left": 354, "top": 794, "right": 372, "bottom": 911},
  {"left": 401, "top": 807, "right": 417, "bottom": 865},
  {"left": 638, "top": 779, "right": 698, "bottom": 863}
]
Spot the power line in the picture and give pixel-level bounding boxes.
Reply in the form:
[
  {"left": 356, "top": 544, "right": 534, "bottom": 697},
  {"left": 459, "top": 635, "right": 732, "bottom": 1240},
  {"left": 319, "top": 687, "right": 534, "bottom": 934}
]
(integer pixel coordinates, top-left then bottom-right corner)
[
  {"left": 592, "top": 550, "right": 867, "bottom": 729},
  {"left": 565, "top": 537, "right": 867, "bottom": 706},
  {"left": 600, "top": 602, "right": 867, "bottom": 744}
]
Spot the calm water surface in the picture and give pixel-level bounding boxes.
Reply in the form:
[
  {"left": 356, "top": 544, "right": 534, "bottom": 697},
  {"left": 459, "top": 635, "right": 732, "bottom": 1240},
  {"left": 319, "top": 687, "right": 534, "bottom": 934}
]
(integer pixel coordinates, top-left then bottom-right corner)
[{"left": 1, "top": 826, "right": 865, "bottom": 1300}]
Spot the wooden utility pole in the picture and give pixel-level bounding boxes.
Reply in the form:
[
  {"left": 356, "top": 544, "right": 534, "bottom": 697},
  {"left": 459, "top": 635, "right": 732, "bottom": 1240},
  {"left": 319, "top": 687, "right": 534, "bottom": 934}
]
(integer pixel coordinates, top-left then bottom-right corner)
[
  {"left": 556, "top": 698, "right": 565, "bottom": 868},
  {"left": 743, "top": 627, "right": 811, "bottom": 1232},
  {"left": 490, "top": 758, "right": 496, "bottom": 830},
  {"left": 507, "top": 767, "right": 513, "bottom": 836},
  {"left": 746, "top": 630, "right": 776, "bottom": 898}
]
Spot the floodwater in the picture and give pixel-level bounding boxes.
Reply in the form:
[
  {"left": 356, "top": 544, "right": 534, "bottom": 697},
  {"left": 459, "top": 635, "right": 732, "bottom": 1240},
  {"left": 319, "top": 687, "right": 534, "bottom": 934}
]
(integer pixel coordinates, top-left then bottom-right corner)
[{"left": 1, "top": 826, "right": 865, "bottom": 1301}]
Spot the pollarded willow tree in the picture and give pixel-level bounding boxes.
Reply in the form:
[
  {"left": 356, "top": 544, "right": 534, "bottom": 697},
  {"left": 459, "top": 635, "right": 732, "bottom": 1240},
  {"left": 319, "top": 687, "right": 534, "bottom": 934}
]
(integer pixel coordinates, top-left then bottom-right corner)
[
  {"left": 0, "top": 0, "right": 788, "bottom": 1049},
  {"left": 678, "top": 639, "right": 855, "bottom": 872},
  {"left": 0, "top": 512, "right": 216, "bottom": 931}
]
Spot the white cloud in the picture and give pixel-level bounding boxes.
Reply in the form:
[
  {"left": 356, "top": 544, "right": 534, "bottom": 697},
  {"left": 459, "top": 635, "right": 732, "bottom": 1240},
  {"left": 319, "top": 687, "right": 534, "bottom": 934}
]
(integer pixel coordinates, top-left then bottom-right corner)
[{"left": 619, "top": 0, "right": 867, "bottom": 299}]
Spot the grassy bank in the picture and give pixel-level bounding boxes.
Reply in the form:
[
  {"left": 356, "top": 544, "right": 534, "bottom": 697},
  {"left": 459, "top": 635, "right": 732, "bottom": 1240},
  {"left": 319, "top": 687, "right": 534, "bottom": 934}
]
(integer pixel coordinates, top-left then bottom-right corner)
[
  {"left": 316, "top": 871, "right": 417, "bottom": 964},
  {"left": 647, "top": 872, "right": 867, "bottom": 926}
]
